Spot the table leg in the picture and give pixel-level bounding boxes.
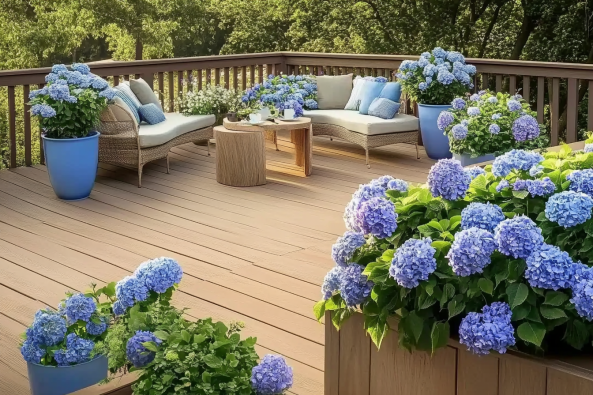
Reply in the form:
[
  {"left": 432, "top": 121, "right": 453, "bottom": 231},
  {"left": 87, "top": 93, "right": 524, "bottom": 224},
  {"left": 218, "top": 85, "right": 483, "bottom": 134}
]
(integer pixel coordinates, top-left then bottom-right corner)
[{"left": 292, "top": 127, "right": 313, "bottom": 176}]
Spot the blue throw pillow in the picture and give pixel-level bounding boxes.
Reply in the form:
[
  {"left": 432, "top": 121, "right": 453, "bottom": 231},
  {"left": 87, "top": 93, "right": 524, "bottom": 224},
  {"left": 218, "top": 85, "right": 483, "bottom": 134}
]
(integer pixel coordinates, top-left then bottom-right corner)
[
  {"left": 379, "top": 82, "right": 402, "bottom": 103},
  {"left": 138, "top": 103, "right": 166, "bottom": 125},
  {"left": 114, "top": 90, "right": 140, "bottom": 124},
  {"left": 358, "top": 81, "right": 386, "bottom": 115},
  {"left": 368, "top": 98, "right": 401, "bottom": 120}
]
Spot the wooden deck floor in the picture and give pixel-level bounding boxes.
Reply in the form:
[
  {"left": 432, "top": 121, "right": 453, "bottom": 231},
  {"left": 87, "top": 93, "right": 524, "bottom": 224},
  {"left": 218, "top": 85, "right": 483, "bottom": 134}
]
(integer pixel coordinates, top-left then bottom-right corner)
[{"left": 0, "top": 132, "right": 434, "bottom": 395}]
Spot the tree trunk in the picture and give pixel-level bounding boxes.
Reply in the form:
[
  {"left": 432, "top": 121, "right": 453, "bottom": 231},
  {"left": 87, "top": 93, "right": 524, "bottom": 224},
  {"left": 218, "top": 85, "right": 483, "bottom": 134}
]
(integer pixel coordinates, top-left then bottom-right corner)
[
  {"left": 510, "top": 9, "right": 534, "bottom": 59},
  {"left": 135, "top": 36, "right": 143, "bottom": 60},
  {"left": 479, "top": 4, "right": 503, "bottom": 57}
]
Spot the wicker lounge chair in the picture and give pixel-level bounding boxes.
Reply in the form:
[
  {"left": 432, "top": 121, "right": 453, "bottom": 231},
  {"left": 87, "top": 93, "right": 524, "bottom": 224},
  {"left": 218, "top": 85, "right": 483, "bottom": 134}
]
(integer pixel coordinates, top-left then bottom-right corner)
[{"left": 98, "top": 103, "right": 215, "bottom": 187}]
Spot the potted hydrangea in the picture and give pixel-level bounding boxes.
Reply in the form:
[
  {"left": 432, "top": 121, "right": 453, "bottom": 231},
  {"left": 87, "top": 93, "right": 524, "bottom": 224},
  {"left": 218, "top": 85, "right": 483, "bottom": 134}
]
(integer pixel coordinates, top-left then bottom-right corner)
[
  {"left": 396, "top": 48, "right": 476, "bottom": 160},
  {"left": 437, "top": 91, "right": 549, "bottom": 165},
  {"left": 29, "top": 64, "right": 116, "bottom": 200},
  {"left": 20, "top": 284, "right": 115, "bottom": 395}
]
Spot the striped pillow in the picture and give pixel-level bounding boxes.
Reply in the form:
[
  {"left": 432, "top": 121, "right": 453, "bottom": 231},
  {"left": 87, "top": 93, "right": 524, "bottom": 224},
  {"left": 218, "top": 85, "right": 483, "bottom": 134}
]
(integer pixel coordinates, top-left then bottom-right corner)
[
  {"left": 114, "top": 82, "right": 142, "bottom": 108},
  {"left": 114, "top": 91, "right": 140, "bottom": 124},
  {"left": 138, "top": 103, "right": 166, "bottom": 125}
]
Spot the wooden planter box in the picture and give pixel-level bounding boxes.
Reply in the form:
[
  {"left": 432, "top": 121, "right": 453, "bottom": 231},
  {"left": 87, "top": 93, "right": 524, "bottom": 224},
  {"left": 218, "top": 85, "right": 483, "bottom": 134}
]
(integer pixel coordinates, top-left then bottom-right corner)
[{"left": 325, "top": 311, "right": 593, "bottom": 395}]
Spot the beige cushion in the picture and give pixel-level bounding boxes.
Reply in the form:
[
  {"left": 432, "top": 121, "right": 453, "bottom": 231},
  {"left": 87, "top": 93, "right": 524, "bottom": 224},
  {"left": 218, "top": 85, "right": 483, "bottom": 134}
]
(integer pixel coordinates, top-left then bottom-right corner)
[
  {"left": 130, "top": 78, "right": 162, "bottom": 110},
  {"left": 114, "top": 82, "right": 142, "bottom": 108},
  {"left": 139, "top": 113, "right": 215, "bottom": 148},
  {"left": 316, "top": 74, "right": 353, "bottom": 109},
  {"left": 112, "top": 98, "right": 137, "bottom": 122},
  {"left": 303, "top": 109, "right": 418, "bottom": 136}
]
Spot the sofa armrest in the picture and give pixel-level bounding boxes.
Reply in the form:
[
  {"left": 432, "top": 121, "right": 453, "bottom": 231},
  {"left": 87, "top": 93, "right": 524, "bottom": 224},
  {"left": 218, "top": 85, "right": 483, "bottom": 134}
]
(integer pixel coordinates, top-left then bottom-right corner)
[{"left": 98, "top": 103, "right": 139, "bottom": 138}]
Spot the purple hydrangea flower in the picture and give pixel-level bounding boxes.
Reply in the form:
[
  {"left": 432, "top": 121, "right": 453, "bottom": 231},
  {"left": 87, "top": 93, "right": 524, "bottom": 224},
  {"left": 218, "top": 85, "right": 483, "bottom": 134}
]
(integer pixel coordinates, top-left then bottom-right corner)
[
  {"left": 545, "top": 191, "right": 593, "bottom": 228},
  {"left": 494, "top": 216, "right": 543, "bottom": 259},
  {"left": 116, "top": 275, "right": 149, "bottom": 309},
  {"left": 489, "top": 124, "right": 500, "bottom": 134},
  {"left": 496, "top": 180, "right": 510, "bottom": 192},
  {"left": 513, "top": 179, "right": 528, "bottom": 191},
  {"left": 354, "top": 197, "right": 398, "bottom": 239},
  {"left": 525, "top": 244, "right": 575, "bottom": 290},
  {"left": 451, "top": 124, "right": 468, "bottom": 139},
  {"left": 321, "top": 267, "right": 342, "bottom": 300},
  {"left": 390, "top": 238, "right": 436, "bottom": 288},
  {"left": 331, "top": 231, "right": 366, "bottom": 267},
  {"left": 126, "top": 331, "right": 162, "bottom": 368},
  {"left": 467, "top": 107, "right": 480, "bottom": 116},
  {"left": 251, "top": 354, "right": 293, "bottom": 395},
  {"left": 31, "top": 104, "right": 56, "bottom": 118},
  {"left": 507, "top": 100, "right": 522, "bottom": 112},
  {"left": 64, "top": 294, "right": 96, "bottom": 323},
  {"left": 386, "top": 179, "right": 408, "bottom": 192},
  {"left": 427, "top": 159, "right": 471, "bottom": 200},
  {"left": 437, "top": 111, "right": 455, "bottom": 130},
  {"left": 461, "top": 202, "right": 505, "bottom": 232},
  {"left": 53, "top": 333, "right": 95, "bottom": 366},
  {"left": 343, "top": 183, "right": 386, "bottom": 231},
  {"left": 492, "top": 149, "right": 544, "bottom": 177},
  {"left": 512, "top": 115, "right": 540, "bottom": 141},
  {"left": 469, "top": 94, "right": 480, "bottom": 101},
  {"left": 571, "top": 266, "right": 593, "bottom": 321},
  {"left": 339, "top": 264, "right": 373, "bottom": 307},
  {"left": 451, "top": 98, "right": 466, "bottom": 110},
  {"left": 465, "top": 167, "right": 486, "bottom": 180},
  {"left": 370, "top": 175, "right": 395, "bottom": 188},
  {"left": 21, "top": 339, "right": 46, "bottom": 364},
  {"left": 26, "top": 310, "right": 67, "bottom": 347},
  {"left": 527, "top": 177, "right": 556, "bottom": 197},
  {"left": 567, "top": 169, "right": 593, "bottom": 197},
  {"left": 459, "top": 302, "right": 515, "bottom": 355},
  {"left": 134, "top": 257, "right": 184, "bottom": 293},
  {"left": 447, "top": 228, "right": 497, "bottom": 276}
]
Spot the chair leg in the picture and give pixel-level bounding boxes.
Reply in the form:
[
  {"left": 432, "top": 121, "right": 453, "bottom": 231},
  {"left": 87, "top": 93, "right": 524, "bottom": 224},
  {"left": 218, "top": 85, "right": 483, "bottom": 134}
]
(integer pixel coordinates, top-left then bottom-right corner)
[
  {"left": 138, "top": 165, "right": 143, "bottom": 188},
  {"left": 415, "top": 143, "right": 420, "bottom": 159},
  {"left": 166, "top": 153, "right": 170, "bottom": 174},
  {"left": 207, "top": 139, "right": 211, "bottom": 156},
  {"left": 366, "top": 148, "right": 371, "bottom": 169},
  {"left": 330, "top": 137, "right": 333, "bottom": 141}
]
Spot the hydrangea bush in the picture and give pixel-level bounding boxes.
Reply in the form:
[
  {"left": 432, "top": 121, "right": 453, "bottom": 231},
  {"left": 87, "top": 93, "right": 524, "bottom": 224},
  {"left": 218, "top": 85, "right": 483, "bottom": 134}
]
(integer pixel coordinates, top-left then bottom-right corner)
[
  {"left": 438, "top": 91, "right": 549, "bottom": 157},
  {"left": 396, "top": 48, "right": 476, "bottom": 105},
  {"left": 315, "top": 145, "right": 593, "bottom": 356},
  {"left": 29, "top": 63, "right": 116, "bottom": 138}
]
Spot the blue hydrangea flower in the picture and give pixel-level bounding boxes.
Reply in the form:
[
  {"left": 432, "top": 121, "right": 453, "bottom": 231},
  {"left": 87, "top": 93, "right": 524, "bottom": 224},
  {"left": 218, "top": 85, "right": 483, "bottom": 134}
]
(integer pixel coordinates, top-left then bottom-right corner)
[
  {"left": 459, "top": 302, "right": 515, "bottom": 355},
  {"left": 331, "top": 231, "right": 366, "bottom": 267},
  {"left": 489, "top": 124, "right": 500, "bottom": 134},
  {"left": 451, "top": 98, "right": 466, "bottom": 110},
  {"left": 126, "top": 331, "right": 162, "bottom": 368},
  {"left": 437, "top": 111, "right": 455, "bottom": 130},
  {"left": 21, "top": 339, "right": 46, "bottom": 364},
  {"left": 52, "top": 64, "right": 68, "bottom": 73},
  {"left": 427, "top": 159, "right": 471, "bottom": 200},
  {"left": 496, "top": 179, "right": 510, "bottom": 192},
  {"left": 432, "top": 47, "right": 448, "bottom": 59},
  {"left": 585, "top": 143, "right": 593, "bottom": 153},
  {"left": 91, "top": 78, "right": 109, "bottom": 91},
  {"left": 507, "top": 100, "right": 522, "bottom": 112},
  {"left": 469, "top": 94, "right": 480, "bottom": 101},
  {"left": 54, "top": 333, "right": 95, "bottom": 366},
  {"left": 418, "top": 57, "right": 430, "bottom": 68},
  {"left": 447, "top": 228, "right": 497, "bottom": 276},
  {"left": 26, "top": 310, "right": 67, "bottom": 347},
  {"left": 48, "top": 84, "right": 72, "bottom": 101},
  {"left": 545, "top": 191, "right": 593, "bottom": 227},
  {"left": 31, "top": 104, "right": 56, "bottom": 118},
  {"left": 464, "top": 64, "right": 477, "bottom": 75},
  {"left": 343, "top": 183, "right": 386, "bottom": 231},
  {"left": 491, "top": 149, "right": 544, "bottom": 177},
  {"left": 421, "top": 52, "right": 432, "bottom": 58},
  {"left": 321, "top": 267, "right": 342, "bottom": 300},
  {"left": 567, "top": 169, "right": 593, "bottom": 197},
  {"left": 386, "top": 179, "right": 408, "bottom": 192},
  {"left": 29, "top": 87, "right": 48, "bottom": 99},
  {"left": 304, "top": 99, "right": 318, "bottom": 109},
  {"left": 494, "top": 216, "right": 543, "bottom": 259},
  {"left": 419, "top": 82, "right": 428, "bottom": 91},
  {"left": 467, "top": 107, "right": 480, "bottom": 116},
  {"left": 112, "top": 301, "right": 125, "bottom": 316},
  {"left": 339, "top": 264, "right": 373, "bottom": 307},
  {"left": 447, "top": 51, "right": 465, "bottom": 63},
  {"left": 423, "top": 64, "right": 436, "bottom": 77},
  {"left": 116, "top": 275, "right": 149, "bottom": 309},
  {"left": 251, "top": 354, "right": 293, "bottom": 395},
  {"left": 525, "top": 244, "right": 575, "bottom": 290},
  {"left": 451, "top": 124, "right": 468, "bottom": 139},
  {"left": 134, "top": 257, "right": 184, "bottom": 293},
  {"left": 527, "top": 177, "right": 555, "bottom": 197},
  {"left": 354, "top": 197, "right": 397, "bottom": 239},
  {"left": 287, "top": 75, "right": 295, "bottom": 82},
  {"left": 370, "top": 175, "right": 395, "bottom": 188},
  {"left": 461, "top": 202, "right": 505, "bottom": 232},
  {"left": 492, "top": 113, "right": 502, "bottom": 120},
  {"left": 295, "top": 75, "right": 303, "bottom": 81},
  {"left": 571, "top": 266, "right": 593, "bottom": 321},
  {"left": 426, "top": 77, "right": 433, "bottom": 85},
  {"left": 529, "top": 165, "right": 544, "bottom": 177},
  {"left": 282, "top": 100, "right": 303, "bottom": 117},
  {"left": 71, "top": 63, "right": 90, "bottom": 75},
  {"left": 512, "top": 114, "right": 540, "bottom": 141},
  {"left": 86, "top": 316, "right": 108, "bottom": 336},
  {"left": 99, "top": 88, "right": 117, "bottom": 100},
  {"left": 64, "top": 294, "right": 96, "bottom": 323},
  {"left": 487, "top": 97, "right": 498, "bottom": 104},
  {"left": 461, "top": 119, "right": 469, "bottom": 126},
  {"left": 375, "top": 76, "right": 388, "bottom": 83},
  {"left": 465, "top": 167, "right": 486, "bottom": 180},
  {"left": 390, "top": 238, "right": 436, "bottom": 288},
  {"left": 513, "top": 179, "right": 528, "bottom": 191},
  {"left": 437, "top": 70, "right": 455, "bottom": 85}
]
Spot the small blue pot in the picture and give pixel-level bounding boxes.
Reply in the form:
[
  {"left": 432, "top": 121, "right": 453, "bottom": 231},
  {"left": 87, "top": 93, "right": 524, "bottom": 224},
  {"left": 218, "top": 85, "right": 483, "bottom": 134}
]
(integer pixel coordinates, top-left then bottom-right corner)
[
  {"left": 418, "top": 104, "right": 453, "bottom": 160},
  {"left": 454, "top": 152, "right": 496, "bottom": 166},
  {"left": 27, "top": 355, "right": 108, "bottom": 395},
  {"left": 42, "top": 131, "right": 100, "bottom": 201}
]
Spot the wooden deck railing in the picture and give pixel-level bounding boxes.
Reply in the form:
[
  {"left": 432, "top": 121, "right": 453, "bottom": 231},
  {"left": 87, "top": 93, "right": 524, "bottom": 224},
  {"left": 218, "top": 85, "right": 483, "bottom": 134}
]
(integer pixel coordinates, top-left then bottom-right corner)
[{"left": 1, "top": 52, "right": 593, "bottom": 169}]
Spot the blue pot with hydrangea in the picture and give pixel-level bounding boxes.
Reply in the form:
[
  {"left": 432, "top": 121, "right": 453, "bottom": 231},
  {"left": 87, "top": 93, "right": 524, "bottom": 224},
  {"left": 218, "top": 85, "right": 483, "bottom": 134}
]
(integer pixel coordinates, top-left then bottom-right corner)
[
  {"left": 29, "top": 63, "right": 117, "bottom": 200},
  {"left": 21, "top": 285, "right": 114, "bottom": 395},
  {"left": 397, "top": 48, "right": 476, "bottom": 160}
]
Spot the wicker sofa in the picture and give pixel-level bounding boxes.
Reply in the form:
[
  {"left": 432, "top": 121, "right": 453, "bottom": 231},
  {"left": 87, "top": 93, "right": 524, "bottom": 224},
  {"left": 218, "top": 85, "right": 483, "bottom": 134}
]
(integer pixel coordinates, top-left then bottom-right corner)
[
  {"left": 302, "top": 109, "right": 420, "bottom": 167},
  {"left": 98, "top": 103, "right": 215, "bottom": 187}
]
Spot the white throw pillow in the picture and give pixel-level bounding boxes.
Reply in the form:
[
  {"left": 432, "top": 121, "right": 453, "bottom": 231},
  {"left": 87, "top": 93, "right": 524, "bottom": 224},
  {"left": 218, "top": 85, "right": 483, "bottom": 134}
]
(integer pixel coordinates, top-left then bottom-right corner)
[
  {"left": 344, "top": 76, "right": 366, "bottom": 110},
  {"left": 114, "top": 81, "right": 142, "bottom": 108}
]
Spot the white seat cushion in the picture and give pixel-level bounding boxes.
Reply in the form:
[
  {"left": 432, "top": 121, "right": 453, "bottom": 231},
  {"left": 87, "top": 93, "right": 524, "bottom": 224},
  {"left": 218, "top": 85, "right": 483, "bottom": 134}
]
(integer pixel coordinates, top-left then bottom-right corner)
[
  {"left": 303, "top": 109, "right": 418, "bottom": 136},
  {"left": 139, "top": 113, "right": 215, "bottom": 148}
]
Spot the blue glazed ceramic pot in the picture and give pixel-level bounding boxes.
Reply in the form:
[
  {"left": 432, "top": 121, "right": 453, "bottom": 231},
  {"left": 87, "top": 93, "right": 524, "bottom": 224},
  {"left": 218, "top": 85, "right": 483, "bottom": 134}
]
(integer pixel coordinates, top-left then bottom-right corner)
[
  {"left": 27, "top": 355, "right": 108, "bottom": 395},
  {"left": 454, "top": 152, "right": 496, "bottom": 166},
  {"left": 417, "top": 104, "right": 453, "bottom": 160}
]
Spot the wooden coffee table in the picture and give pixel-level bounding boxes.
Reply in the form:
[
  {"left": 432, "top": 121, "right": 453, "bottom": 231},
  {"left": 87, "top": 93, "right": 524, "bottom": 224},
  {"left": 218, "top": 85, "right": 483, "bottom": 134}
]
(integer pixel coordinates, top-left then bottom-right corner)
[{"left": 223, "top": 117, "right": 313, "bottom": 176}]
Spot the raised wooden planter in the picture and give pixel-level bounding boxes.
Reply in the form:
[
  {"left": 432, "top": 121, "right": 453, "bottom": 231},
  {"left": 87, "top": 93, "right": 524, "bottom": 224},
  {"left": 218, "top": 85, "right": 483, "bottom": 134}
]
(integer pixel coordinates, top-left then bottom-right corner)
[{"left": 325, "top": 311, "right": 593, "bottom": 395}]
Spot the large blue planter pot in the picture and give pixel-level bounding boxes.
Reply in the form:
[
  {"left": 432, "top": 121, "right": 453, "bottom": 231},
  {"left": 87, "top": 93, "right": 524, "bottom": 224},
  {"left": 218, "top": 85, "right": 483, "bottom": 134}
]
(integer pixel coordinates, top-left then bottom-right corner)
[
  {"left": 418, "top": 104, "right": 453, "bottom": 160},
  {"left": 453, "top": 152, "right": 496, "bottom": 166},
  {"left": 27, "top": 355, "right": 108, "bottom": 395},
  {"left": 42, "top": 131, "right": 100, "bottom": 201}
]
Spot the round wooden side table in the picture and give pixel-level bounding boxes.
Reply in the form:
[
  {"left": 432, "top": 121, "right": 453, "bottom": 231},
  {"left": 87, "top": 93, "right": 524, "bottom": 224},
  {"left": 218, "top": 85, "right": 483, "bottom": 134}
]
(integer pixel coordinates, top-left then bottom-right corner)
[{"left": 213, "top": 126, "right": 266, "bottom": 187}]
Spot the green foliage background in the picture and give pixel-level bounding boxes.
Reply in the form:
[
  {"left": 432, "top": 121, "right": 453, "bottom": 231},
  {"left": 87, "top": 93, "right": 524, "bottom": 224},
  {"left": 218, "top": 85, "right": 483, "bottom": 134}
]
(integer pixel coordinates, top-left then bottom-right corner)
[{"left": 1, "top": 0, "right": 592, "bottom": 167}]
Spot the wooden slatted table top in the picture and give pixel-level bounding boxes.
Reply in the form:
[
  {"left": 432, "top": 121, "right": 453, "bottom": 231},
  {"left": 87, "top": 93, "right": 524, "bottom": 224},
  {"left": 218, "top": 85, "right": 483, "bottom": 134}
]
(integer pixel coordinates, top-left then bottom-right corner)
[{"left": 223, "top": 117, "right": 311, "bottom": 132}]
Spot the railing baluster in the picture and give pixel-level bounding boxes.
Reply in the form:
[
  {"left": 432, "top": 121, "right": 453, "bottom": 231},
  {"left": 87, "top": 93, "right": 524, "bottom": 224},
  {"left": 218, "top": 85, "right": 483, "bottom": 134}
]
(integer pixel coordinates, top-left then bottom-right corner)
[
  {"left": 232, "top": 67, "right": 238, "bottom": 91},
  {"left": 241, "top": 67, "right": 247, "bottom": 90},
  {"left": 178, "top": 71, "right": 184, "bottom": 100},
  {"left": 197, "top": 70, "right": 203, "bottom": 90},
  {"left": 551, "top": 78, "right": 560, "bottom": 146},
  {"left": 38, "top": 83, "right": 45, "bottom": 164},
  {"left": 482, "top": 73, "right": 489, "bottom": 90},
  {"left": 566, "top": 78, "right": 578, "bottom": 143},
  {"left": 537, "top": 77, "right": 545, "bottom": 124},
  {"left": 509, "top": 75, "right": 517, "bottom": 94},
  {"left": 496, "top": 75, "right": 502, "bottom": 92},
  {"left": 258, "top": 64, "right": 263, "bottom": 83},
  {"left": 168, "top": 72, "right": 174, "bottom": 112},
  {"left": 215, "top": 68, "right": 220, "bottom": 86},
  {"left": 23, "top": 85, "right": 32, "bottom": 166},
  {"left": 589, "top": 81, "right": 593, "bottom": 132},
  {"left": 187, "top": 70, "right": 193, "bottom": 91},
  {"left": 224, "top": 67, "right": 230, "bottom": 89},
  {"left": 8, "top": 86, "right": 17, "bottom": 168},
  {"left": 266, "top": 64, "right": 273, "bottom": 78},
  {"left": 158, "top": 73, "right": 164, "bottom": 109},
  {"left": 522, "top": 76, "right": 530, "bottom": 105},
  {"left": 114, "top": 75, "right": 120, "bottom": 86},
  {"left": 249, "top": 66, "right": 255, "bottom": 87}
]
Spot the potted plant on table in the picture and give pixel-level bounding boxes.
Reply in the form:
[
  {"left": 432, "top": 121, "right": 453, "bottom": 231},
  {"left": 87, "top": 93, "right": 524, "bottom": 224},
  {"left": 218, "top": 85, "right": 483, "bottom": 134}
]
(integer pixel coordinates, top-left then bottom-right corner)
[
  {"left": 396, "top": 48, "right": 476, "bottom": 160},
  {"left": 20, "top": 283, "right": 116, "bottom": 395},
  {"left": 178, "top": 83, "right": 242, "bottom": 125},
  {"left": 29, "top": 64, "right": 116, "bottom": 200},
  {"left": 437, "top": 91, "right": 549, "bottom": 165}
]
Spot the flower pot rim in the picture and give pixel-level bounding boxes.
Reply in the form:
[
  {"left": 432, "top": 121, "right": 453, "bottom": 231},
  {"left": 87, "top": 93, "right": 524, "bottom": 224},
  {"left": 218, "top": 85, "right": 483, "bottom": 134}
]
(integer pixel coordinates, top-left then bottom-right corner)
[
  {"left": 27, "top": 354, "right": 107, "bottom": 369},
  {"left": 417, "top": 103, "right": 453, "bottom": 108},
  {"left": 42, "top": 131, "right": 100, "bottom": 142}
]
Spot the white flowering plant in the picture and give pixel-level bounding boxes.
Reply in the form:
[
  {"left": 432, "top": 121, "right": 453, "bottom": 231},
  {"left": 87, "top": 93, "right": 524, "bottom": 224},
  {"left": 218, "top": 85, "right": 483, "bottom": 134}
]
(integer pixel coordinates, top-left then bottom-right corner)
[
  {"left": 438, "top": 91, "right": 549, "bottom": 157},
  {"left": 177, "top": 83, "right": 243, "bottom": 124}
]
